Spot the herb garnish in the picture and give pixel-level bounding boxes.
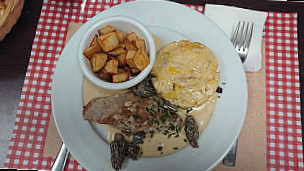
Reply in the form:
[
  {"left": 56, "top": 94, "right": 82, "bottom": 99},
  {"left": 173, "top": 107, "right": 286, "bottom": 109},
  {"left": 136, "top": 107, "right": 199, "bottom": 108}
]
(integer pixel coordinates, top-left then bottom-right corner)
[
  {"left": 173, "top": 147, "right": 179, "bottom": 150},
  {"left": 168, "top": 123, "right": 175, "bottom": 131},
  {"left": 167, "top": 110, "right": 174, "bottom": 121},
  {"left": 131, "top": 115, "right": 138, "bottom": 120},
  {"left": 154, "top": 120, "right": 159, "bottom": 125},
  {"left": 163, "top": 130, "right": 169, "bottom": 135},
  {"left": 150, "top": 130, "right": 155, "bottom": 138},
  {"left": 157, "top": 146, "right": 163, "bottom": 151}
]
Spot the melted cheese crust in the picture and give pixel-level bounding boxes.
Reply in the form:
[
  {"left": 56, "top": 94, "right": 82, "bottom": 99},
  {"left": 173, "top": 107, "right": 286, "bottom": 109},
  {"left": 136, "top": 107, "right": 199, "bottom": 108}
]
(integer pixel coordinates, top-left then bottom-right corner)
[{"left": 152, "top": 40, "right": 219, "bottom": 108}]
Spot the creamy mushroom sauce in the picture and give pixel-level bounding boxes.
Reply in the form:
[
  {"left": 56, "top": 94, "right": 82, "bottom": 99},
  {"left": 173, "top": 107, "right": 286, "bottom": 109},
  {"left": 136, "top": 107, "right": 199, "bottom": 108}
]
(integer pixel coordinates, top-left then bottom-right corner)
[{"left": 82, "top": 35, "right": 218, "bottom": 157}]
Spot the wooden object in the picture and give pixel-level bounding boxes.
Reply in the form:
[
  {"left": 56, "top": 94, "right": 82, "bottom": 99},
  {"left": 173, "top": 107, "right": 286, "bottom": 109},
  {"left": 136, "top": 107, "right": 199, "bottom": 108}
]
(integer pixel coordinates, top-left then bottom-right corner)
[{"left": 0, "top": 0, "right": 24, "bottom": 41}]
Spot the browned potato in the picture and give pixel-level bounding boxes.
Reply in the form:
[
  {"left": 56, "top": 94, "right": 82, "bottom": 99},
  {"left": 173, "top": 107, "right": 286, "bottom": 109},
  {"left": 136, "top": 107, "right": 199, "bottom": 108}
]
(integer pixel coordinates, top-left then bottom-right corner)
[
  {"left": 0, "top": 1, "right": 5, "bottom": 9},
  {"left": 117, "top": 68, "right": 126, "bottom": 74},
  {"left": 125, "top": 50, "right": 137, "bottom": 68},
  {"left": 133, "top": 50, "right": 150, "bottom": 71},
  {"left": 104, "top": 59, "right": 119, "bottom": 74},
  {"left": 108, "top": 47, "right": 126, "bottom": 56},
  {"left": 98, "top": 69, "right": 112, "bottom": 82},
  {"left": 97, "top": 32, "right": 120, "bottom": 52},
  {"left": 115, "top": 30, "right": 125, "bottom": 43},
  {"left": 83, "top": 45, "right": 101, "bottom": 59},
  {"left": 116, "top": 52, "right": 126, "bottom": 67},
  {"left": 90, "top": 53, "right": 108, "bottom": 72},
  {"left": 84, "top": 25, "right": 150, "bottom": 83},
  {"left": 90, "top": 34, "right": 99, "bottom": 47},
  {"left": 108, "top": 55, "right": 116, "bottom": 61},
  {"left": 112, "top": 72, "right": 130, "bottom": 83},
  {"left": 131, "top": 68, "right": 140, "bottom": 76},
  {"left": 126, "top": 32, "right": 138, "bottom": 42},
  {"left": 123, "top": 66, "right": 131, "bottom": 73},
  {"left": 98, "top": 25, "right": 115, "bottom": 35},
  {"left": 119, "top": 43, "right": 126, "bottom": 49},
  {"left": 133, "top": 39, "right": 146, "bottom": 52},
  {"left": 124, "top": 40, "right": 137, "bottom": 51}
]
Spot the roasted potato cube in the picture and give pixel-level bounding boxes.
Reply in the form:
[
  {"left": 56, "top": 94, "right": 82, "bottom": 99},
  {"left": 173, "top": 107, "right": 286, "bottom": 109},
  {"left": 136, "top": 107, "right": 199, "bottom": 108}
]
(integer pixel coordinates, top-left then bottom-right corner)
[
  {"left": 133, "top": 39, "right": 146, "bottom": 52},
  {"left": 107, "top": 55, "right": 116, "bottom": 61},
  {"left": 98, "top": 25, "right": 115, "bottom": 35},
  {"left": 142, "top": 49, "right": 149, "bottom": 59},
  {"left": 83, "top": 45, "right": 101, "bottom": 59},
  {"left": 133, "top": 50, "right": 150, "bottom": 71},
  {"left": 123, "top": 66, "right": 131, "bottom": 73},
  {"left": 0, "top": 1, "right": 5, "bottom": 9},
  {"left": 97, "top": 32, "right": 120, "bottom": 52},
  {"left": 117, "top": 68, "right": 126, "bottom": 74},
  {"left": 90, "top": 53, "right": 108, "bottom": 72},
  {"left": 90, "top": 34, "right": 99, "bottom": 47},
  {"left": 120, "top": 43, "right": 126, "bottom": 49},
  {"left": 108, "top": 47, "right": 126, "bottom": 56},
  {"left": 126, "top": 50, "right": 137, "bottom": 68},
  {"left": 126, "top": 32, "right": 138, "bottom": 42},
  {"left": 116, "top": 30, "right": 125, "bottom": 43},
  {"left": 116, "top": 52, "right": 126, "bottom": 67},
  {"left": 124, "top": 40, "right": 137, "bottom": 51},
  {"left": 131, "top": 68, "right": 140, "bottom": 76},
  {"left": 98, "top": 69, "right": 112, "bottom": 82},
  {"left": 104, "top": 59, "right": 119, "bottom": 74},
  {"left": 112, "top": 72, "right": 130, "bottom": 83}
]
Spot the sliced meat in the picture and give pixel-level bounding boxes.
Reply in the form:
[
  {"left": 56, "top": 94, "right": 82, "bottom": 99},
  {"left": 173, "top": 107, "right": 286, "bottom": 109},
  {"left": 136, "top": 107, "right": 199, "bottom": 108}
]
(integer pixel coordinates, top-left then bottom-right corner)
[
  {"left": 83, "top": 92, "right": 136, "bottom": 124},
  {"left": 83, "top": 92, "right": 184, "bottom": 135}
]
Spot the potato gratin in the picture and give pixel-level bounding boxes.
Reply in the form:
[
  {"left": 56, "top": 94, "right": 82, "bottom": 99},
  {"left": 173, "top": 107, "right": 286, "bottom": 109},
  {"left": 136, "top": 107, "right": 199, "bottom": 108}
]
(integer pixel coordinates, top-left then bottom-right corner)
[{"left": 152, "top": 40, "right": 219, "bottom": 108}]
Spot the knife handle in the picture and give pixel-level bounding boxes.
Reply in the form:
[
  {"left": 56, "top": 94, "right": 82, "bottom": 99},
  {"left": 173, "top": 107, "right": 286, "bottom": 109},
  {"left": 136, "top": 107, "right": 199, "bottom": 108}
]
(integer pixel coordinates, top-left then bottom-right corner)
[
  {"left": 51, "top": 142, "right": 70, "bottom": 171},
  {"left": 223, "top": 140, "right": 238, "bottom": 167}
]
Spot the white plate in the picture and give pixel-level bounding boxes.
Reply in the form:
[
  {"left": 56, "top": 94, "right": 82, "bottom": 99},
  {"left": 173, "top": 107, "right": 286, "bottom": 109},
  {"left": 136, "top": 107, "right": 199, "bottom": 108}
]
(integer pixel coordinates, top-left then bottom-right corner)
[{"left": 51, "top": 1, "right": 248, "bottom": 171}]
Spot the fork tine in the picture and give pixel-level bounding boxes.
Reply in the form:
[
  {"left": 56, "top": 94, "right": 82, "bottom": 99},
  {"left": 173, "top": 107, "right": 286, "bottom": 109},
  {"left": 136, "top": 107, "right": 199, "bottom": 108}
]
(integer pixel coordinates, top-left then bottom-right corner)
[
  {"left": 243, "top": 22, "right": 254, "bottom": 50},
  {"left": 240, "top": 22, "right": 249, "bottom": 50},
  {"left": 235, "top": 21, "right": 245, "bottom": 50},
  {"left": 232, "top": 21, "right": 254, "bottom": 63},
  {"left": 231, "top": 21, "right": 241, "bottom": 46}
]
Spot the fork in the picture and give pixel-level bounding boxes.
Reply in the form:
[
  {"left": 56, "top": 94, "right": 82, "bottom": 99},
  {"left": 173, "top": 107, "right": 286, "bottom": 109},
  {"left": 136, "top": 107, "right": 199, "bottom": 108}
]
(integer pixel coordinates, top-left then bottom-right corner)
[
  {"left": 223, "top": 21, "right": 253, "bottom": 167},
  {"left": 231, "top": 21, "right": 254, "bottom": 63}
]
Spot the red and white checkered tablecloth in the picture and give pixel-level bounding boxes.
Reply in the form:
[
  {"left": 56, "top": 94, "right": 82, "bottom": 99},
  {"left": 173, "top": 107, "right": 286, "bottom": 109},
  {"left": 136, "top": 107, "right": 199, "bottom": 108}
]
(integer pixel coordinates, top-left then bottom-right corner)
[{"left": 4, "top": 0, "right": 303, "bottom": 170}]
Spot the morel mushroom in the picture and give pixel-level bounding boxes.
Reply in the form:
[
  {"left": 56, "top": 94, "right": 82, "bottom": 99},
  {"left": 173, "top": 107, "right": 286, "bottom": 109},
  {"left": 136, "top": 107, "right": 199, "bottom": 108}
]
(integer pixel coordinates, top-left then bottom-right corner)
[
  {"left": 110, "top": 133, "right": 142, "bottom": 170},
  {"left": 110, "top": 133, "right": 127, "bottom": 171},
  {"left": 131, "top": 74, "right": 178, "bottom": 113},
  {"left": 125, "top": 144, "right": 140, "bottom": 160},
  {"left": 184, "top": 115, "right": 199, "bottom": 148},
  {"left": 131, "top": 131, "right": 146, "bottom": 145}
]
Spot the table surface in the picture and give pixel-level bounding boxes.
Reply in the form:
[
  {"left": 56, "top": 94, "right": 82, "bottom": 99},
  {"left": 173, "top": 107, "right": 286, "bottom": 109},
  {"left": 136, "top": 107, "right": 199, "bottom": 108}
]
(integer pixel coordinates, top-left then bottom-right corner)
[{"left": 0, "top": 0, "right": 304, "bottom": 168}]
